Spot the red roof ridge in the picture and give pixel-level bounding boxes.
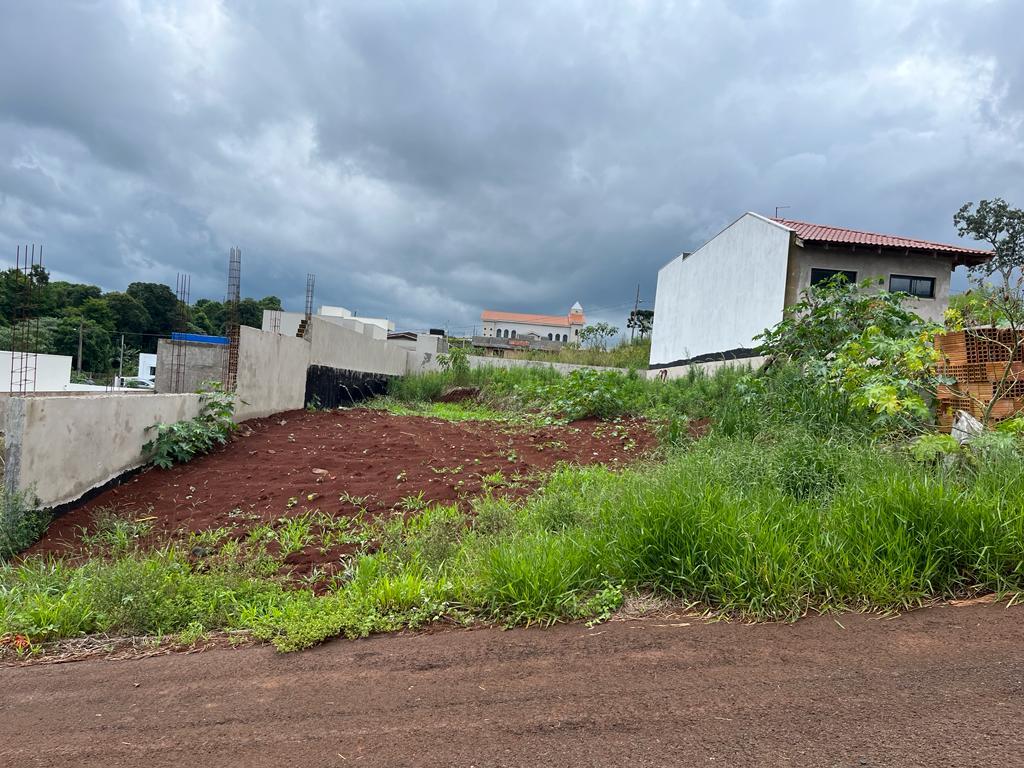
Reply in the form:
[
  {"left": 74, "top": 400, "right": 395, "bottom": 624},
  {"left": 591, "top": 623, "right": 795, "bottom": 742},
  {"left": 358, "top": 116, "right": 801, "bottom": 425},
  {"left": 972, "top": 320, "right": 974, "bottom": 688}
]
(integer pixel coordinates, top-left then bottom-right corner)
[
  {"left": 481, "top": 309, "right": 586, "bottom": 327},
  {"left": 771, "top": 216, "right": 992, "bottom": 261}
]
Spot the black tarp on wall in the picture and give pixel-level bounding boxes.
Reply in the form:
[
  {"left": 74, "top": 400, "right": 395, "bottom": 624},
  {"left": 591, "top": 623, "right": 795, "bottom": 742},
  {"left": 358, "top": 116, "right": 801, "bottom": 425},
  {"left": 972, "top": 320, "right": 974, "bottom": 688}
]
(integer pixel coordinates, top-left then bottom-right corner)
[{"left": 304, "top": 365, "right": 391, "bottom": 408}]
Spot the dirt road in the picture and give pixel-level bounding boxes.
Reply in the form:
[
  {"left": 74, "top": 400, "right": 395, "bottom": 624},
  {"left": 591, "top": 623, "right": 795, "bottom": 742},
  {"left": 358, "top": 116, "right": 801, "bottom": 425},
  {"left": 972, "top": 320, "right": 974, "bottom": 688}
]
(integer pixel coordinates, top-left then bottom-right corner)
[{"left": 2, "top": 604, "right": 1022, "bottom": 767}]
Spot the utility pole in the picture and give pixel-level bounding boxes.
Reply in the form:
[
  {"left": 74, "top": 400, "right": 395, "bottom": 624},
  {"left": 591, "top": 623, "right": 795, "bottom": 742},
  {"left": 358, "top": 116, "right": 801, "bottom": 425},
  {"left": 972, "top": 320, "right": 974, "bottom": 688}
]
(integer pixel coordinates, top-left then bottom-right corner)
[
  {"left": 117, "top": 334, "right": 125, "bottom": 385},
  {"left": 77, "top": 321, "right": 84, "bottom": 373},
  {"left": 630, "top": 283, "right": 641, "bottom": 343}
]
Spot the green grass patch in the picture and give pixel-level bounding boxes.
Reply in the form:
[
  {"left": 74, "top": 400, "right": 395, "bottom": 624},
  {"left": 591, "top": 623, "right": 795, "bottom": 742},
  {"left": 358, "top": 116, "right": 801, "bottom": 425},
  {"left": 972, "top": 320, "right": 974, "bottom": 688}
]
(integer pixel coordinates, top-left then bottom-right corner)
[{"left": 369, "top": 397, "right": 511, "bottom": 422}]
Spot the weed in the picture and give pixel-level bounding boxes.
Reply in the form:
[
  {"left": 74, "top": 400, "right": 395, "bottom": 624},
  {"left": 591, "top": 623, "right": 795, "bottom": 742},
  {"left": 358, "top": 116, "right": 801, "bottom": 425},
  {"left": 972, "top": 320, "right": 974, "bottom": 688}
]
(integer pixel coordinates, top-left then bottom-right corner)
[
  {"left": 0, "top": 488, "right": 48, "bottom": 561},
  {"left": 276, "top": 514, "right": 313, "bottom": 557},
  {"left": 144, "top": 381, "right": 237, "bottom": 469},
  {"left": 177, "top": 621, "right": 207, "bottom": 646},
  {"left": 398, "top": 492, "right": 428, "bottom": 513},
  {"left": 80, "top": 509, "right": 154, "bottom": 554}
]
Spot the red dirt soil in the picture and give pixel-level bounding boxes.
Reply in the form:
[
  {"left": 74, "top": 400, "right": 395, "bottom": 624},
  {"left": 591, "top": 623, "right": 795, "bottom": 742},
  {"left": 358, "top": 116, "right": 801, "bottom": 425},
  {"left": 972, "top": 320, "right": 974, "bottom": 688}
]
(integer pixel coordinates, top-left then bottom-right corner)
[
  {"left": 28, "top": 408, "right": 655, "bottom": 576},
  {"left": 3, "top": 604, "right": 1023, "bottom": 767}
]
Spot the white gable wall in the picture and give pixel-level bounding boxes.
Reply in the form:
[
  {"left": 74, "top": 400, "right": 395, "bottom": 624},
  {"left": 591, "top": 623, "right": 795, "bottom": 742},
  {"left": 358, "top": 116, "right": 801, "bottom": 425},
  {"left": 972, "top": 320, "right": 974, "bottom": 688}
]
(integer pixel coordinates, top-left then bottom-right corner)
[{"left": 650, "top": 213, "right": 792, "bottom": 367}]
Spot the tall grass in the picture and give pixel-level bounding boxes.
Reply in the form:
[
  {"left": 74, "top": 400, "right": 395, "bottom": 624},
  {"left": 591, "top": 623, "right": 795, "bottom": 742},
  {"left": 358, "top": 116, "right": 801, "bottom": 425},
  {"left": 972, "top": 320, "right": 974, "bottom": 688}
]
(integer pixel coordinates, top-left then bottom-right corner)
[
  {"left": 5, "top": 427, "right": 1022, "bottom": 651},
  {"left": 248, "top": 428, "right": 1024, "bottom": 649}
]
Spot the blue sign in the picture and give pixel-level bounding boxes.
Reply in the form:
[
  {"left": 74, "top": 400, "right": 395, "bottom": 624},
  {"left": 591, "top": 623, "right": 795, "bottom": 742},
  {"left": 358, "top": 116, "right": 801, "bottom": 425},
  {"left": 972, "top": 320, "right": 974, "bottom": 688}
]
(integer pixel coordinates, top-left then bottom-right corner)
[{"left": 171, "top": 332, "right": 229, "bottom": 345}]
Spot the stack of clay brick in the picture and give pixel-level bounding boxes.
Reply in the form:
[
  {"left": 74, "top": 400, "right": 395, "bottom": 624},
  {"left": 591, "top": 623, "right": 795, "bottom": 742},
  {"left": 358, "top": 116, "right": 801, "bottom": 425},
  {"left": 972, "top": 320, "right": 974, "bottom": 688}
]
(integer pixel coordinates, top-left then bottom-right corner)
[{"left": 935, "top": 328, "right": 1024, "bottom": 430}]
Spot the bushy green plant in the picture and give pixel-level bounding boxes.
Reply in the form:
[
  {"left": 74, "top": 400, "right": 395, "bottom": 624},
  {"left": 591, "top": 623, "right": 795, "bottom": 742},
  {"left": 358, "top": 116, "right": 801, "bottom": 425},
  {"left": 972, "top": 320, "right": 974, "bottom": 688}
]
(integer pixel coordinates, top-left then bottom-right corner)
[
  {"left": 0, "top": 488, "right": 48, "bottom": 561},
  {"left": 436, "top": 343, "right": 471, "bottom": 383},
  {"left": 144, "top": 381, "right": 237, "bottom": 468},
  {"left": 519, "top": 368, "right": 647, "bottom": 421},
  {"left": 757, "top": 276, "right": 941, "bottom": 428}
]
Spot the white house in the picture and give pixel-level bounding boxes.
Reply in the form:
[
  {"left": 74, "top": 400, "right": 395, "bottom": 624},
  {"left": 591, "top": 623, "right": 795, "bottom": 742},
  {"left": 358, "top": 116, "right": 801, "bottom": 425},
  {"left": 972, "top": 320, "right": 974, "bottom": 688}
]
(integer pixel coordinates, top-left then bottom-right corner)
[
  {"left": 262, "top": 305, "right": 395, "bottom": 341},
  {"left": 0, "top": 351, "right": 73, "bottom": 392},
  {"left": 649, "top": 212, "right": 992, "bottom": 377},
  {"left": 137, "top": 353, "right": 158, "bottom": 384},
  {"left": 481, "top": 302, "right": 586, "bottom": 344}
]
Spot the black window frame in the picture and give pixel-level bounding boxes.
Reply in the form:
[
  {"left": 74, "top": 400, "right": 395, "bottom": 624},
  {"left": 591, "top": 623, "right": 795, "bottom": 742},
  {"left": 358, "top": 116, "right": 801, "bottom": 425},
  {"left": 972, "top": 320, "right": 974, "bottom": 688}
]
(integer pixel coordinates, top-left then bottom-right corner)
[
  {"left": 810, "top": 267, "right": 858, "bottom": 286},
  {"left": 889, "top": 274, "right": 935, "bottom": 299}
]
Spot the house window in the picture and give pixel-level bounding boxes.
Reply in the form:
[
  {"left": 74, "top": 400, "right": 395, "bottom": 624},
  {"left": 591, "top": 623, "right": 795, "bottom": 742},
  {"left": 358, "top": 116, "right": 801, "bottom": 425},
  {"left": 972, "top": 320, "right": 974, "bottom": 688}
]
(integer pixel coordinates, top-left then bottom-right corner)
[
  {"left": 503, "top": 329, "right": 509, "bottom": 338},
  {"left": 889, "top": 274, "right": 935, "bottom": 299},
  {"left": 510, "top": 330, "right": 516, "bottom": 338},
  {"left": 547, "top": 333, "right": 552, "bottom": 340},
  {"left": 810, "top": 268, "right": 857, "bottom": 286}
]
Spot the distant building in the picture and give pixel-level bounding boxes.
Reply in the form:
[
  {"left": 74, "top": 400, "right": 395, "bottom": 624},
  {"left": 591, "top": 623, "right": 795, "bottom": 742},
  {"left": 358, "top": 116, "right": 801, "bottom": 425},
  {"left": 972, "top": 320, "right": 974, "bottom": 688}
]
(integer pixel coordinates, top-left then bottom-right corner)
[
  {"left": 262, "top": 305, "right": 395, "bottom": 340},
  {"left": 0, "top": 351, "right": 73, "bottom": 392},
  {"left": 480, "top": 302, "right": 586, "bottom": 344},
  {"left": 137, "top": 353, "right": 157, "bottom": 384}
]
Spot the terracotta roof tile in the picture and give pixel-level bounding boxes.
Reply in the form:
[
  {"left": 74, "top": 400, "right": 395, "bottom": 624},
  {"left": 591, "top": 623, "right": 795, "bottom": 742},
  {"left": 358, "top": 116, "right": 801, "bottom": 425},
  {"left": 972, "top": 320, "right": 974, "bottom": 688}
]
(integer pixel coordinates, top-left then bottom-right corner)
[
  {"left": 773, "top": 218, "right": 992, "bottom": 265},
  {"left": 481, "top": 310, "right": 586, "bottom": 327}
]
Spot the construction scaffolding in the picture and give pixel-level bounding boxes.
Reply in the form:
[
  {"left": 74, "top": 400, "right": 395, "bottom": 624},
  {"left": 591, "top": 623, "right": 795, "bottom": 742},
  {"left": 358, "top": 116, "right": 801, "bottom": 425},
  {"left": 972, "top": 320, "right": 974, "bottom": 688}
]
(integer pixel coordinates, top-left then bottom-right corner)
[
  {"left": 222, "top": 247, "right": 241, "bottom": 391},
  {"left": 167, "top": 273, "right": 192, "bottom": 393},
  {"left": 8, "top": 244, "right": 43, "bottom": 395}
]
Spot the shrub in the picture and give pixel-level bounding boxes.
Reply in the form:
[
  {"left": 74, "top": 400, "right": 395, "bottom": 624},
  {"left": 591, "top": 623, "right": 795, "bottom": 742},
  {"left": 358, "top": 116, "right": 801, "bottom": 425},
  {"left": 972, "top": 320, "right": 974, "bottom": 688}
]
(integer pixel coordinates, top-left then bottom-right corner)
[
  {"left": 756, "top": 276, "right": 941, "bottom": 428},
  {"left": 144, "top": 381, "right": 237, "bottom": 468},
  {"left": 0, "top": 488, "right": 48, "bottom": 561},
  {"left": 436, "top": 343, "right": 471, "bottom": 384}
]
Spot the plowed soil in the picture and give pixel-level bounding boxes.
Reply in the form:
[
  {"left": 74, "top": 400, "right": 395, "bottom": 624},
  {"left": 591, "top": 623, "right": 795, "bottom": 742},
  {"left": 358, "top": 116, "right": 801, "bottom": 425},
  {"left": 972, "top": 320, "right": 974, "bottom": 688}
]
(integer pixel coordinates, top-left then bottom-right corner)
[
  {"left": 28, "top": 408, "right": 654, "bottom": 577},
  {"left": 2, "top": 603, "right": 1022, "bottom": 767}
]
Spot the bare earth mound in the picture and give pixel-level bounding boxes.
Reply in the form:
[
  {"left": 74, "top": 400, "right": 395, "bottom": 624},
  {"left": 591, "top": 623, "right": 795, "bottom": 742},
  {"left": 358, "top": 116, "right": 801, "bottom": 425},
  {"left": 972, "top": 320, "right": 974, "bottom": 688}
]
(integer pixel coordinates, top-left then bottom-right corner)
[{"left": 28, "top": 408, "right": 654, "bottom": 576}]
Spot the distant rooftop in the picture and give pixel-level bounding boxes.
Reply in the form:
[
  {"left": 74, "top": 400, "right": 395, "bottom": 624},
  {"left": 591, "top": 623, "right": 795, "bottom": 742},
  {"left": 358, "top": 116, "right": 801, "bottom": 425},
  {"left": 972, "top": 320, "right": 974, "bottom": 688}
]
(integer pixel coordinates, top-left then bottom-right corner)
[
  {"left": 772, "top": 217, "right": 992, "bottom": 267},
  {"left": 481, "top": 306, "right": 586, "bottom": 327}
]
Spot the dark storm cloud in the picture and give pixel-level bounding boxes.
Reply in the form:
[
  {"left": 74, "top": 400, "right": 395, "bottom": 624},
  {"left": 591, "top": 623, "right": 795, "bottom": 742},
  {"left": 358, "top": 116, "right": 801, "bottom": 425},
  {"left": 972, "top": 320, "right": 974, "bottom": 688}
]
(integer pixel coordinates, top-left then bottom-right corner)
[{"left": 1, "top": 0, "right": 1022, "bottom": 332}]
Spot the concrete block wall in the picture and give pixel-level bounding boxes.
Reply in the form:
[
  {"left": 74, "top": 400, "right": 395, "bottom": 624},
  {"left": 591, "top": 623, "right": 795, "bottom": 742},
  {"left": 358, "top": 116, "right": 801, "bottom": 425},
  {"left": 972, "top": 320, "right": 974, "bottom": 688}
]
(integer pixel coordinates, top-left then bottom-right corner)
[
  {"left": 155, "top": 340, "right": 228, "bottom": 393},
  {"left": 646, "top": 356, "right": 768, "bottom": 380},
  {"left": 2, "top": 321, "right": 632, "bottom": 513},
  {"left": 234, "top": 326, "right": 311, "bottom": 420},
  {"left": 2, "top": 392, "right": 203, "bottom": 508},
  {"left": 464, "top": 356, "right": 627, "bottom": 376},
  {"left": 307, "top": 316, "right": 408, "bottom": 377}
]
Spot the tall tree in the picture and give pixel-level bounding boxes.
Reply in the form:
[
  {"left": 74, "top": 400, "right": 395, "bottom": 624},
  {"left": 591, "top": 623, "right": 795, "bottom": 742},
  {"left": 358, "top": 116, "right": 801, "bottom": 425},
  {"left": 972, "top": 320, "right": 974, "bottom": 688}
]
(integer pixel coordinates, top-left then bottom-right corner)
[{"left": 126, "top": 282, "right": 178, "bottom": 352}]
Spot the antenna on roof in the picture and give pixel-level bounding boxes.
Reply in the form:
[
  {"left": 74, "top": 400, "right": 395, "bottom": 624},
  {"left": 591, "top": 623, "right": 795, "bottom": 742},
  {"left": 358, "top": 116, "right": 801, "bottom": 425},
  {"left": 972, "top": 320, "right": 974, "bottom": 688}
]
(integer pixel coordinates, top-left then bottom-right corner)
[{"left": 775, "top": 205, "right": 791, "bottom": 219}]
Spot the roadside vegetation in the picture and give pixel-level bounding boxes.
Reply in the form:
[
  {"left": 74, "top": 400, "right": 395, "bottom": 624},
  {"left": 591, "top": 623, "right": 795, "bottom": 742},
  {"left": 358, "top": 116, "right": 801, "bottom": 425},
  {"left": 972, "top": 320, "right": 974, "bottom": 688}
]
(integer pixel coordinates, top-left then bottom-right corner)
[
  {"left": 501, "top": 337, "right": 651, "bottom": 369},
  {"left": 3, "top": 198, "right": 1023, "bottom": 656}
]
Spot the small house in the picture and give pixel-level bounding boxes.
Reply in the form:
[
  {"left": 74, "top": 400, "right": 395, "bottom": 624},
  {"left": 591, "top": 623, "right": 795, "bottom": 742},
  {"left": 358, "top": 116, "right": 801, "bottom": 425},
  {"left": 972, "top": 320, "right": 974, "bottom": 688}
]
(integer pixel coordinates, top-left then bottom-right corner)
[{"left": 649, "top": 212, "right": 991, "bottom": 376}]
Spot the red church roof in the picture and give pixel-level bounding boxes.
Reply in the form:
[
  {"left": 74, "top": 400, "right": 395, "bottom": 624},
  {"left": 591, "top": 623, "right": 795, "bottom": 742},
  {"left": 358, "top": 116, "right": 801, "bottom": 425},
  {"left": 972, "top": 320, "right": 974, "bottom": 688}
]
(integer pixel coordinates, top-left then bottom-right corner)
[
  {"left": 773, "top": 218, "right": 992, "bottom": 266},
  {"left": 481, "top": 310, "right": 586, "bottom": 327}
]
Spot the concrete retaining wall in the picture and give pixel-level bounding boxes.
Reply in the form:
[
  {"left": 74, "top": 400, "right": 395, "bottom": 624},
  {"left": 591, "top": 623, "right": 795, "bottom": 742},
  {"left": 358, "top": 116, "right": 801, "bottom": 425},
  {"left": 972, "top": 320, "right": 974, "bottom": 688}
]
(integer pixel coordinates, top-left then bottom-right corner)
[
  {"left": 645, "top": 355, "right": 768, "bottom": 380},
  {"left": 466, "top": 356, "right": 627, "bottom": 375},
  {"left": 307, "top": 316, "right": 408, "bottom": 377},
  {"left": 155, "top": 340, "right": 227, "bottom": 393},
  {"left": 2, "top": 393, "right": 203, "bottom": 508},
  {"left": 235, "top": 326, "right": 311, "bottom": 420}
]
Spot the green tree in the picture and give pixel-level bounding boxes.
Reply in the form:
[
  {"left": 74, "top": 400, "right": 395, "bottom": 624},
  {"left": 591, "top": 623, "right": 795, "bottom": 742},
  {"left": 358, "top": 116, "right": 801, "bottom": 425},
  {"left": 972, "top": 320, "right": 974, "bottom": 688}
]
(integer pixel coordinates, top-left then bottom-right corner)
[
  {"left": 104, "top": 292, "right": 152, "bottom": 351},
  {"left": 46, "top": 281, "right": 102, "bottom": 314},
  {"left": 75, "top": 297, "right": 116, "bottom": 331},
  {"left": 627, "top": 309, "right": 654, "bottom": 339},
  {"left": 0, "top": 264, "right": 50, "bottom": 323},
  {"left": 127, "top": 282, "right": 179, "bottom": 352},
  {"left": 194, "top": 299, "right": 226, "bottom": 335},
  {"left": 578, "top": 322, "right": 619, "bottom": 351}
]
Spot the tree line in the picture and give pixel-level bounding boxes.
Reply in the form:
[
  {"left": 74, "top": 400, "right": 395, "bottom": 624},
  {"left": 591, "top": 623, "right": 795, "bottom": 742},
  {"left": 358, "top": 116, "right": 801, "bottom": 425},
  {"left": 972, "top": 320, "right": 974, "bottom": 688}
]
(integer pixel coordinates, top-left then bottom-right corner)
[{"left": 0, "top": 266, "right": 281, "bottom": 379}]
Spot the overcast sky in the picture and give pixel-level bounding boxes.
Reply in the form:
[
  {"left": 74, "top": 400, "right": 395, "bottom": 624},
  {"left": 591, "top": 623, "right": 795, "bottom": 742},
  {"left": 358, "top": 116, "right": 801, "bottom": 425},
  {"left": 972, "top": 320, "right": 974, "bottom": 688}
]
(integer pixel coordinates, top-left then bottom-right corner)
[{"left": 2, "top": 0, "right": 1023, "bottom": 333}]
